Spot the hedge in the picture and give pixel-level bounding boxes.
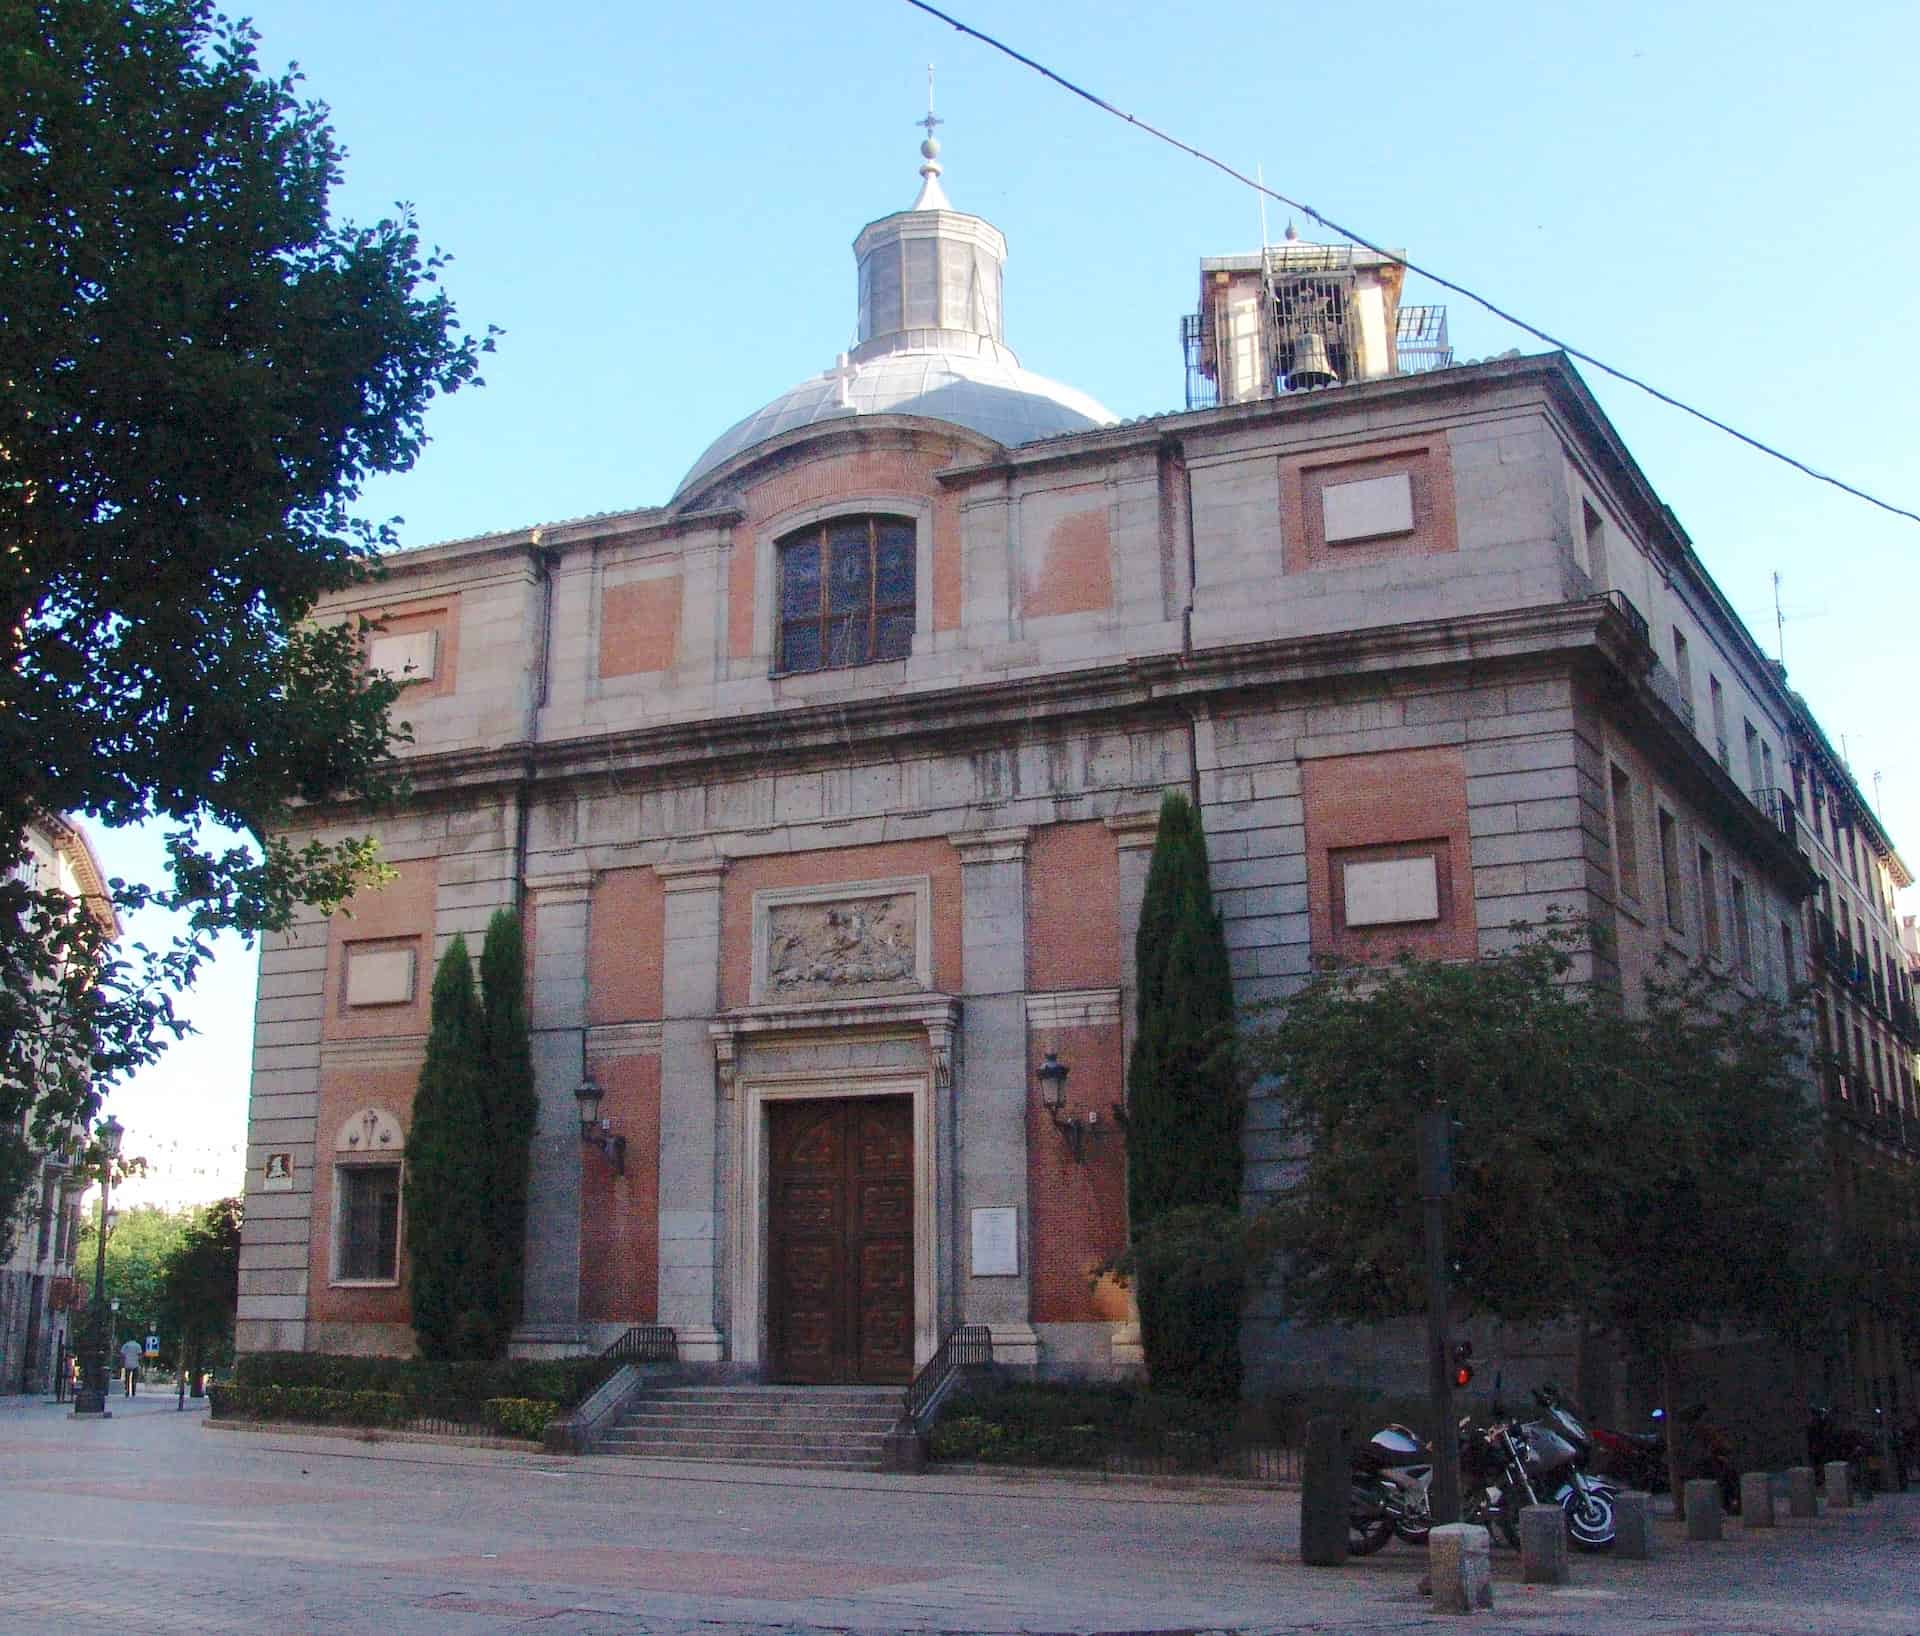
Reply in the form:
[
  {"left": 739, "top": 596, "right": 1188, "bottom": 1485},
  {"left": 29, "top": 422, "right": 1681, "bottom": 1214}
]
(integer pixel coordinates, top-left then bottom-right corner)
[
  {"left": 230, "top": 1352, "right": 617, "bottom": 1417},
  {"left": 925, "top": 1380, "right": 1437, "bottom": 1469},
  {"left": 482, "top": 1397, "right": 559, "bottom": 1439}
]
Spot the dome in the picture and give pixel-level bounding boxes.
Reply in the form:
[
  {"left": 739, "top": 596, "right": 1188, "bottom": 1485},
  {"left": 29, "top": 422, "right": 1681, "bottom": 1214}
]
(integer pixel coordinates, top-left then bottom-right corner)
[
  {"left": 673, "top": 133, "right": 1116, "bottom": 500},
  {"left": 675, "top": 348, "right": 1115, "bottom": 499}
]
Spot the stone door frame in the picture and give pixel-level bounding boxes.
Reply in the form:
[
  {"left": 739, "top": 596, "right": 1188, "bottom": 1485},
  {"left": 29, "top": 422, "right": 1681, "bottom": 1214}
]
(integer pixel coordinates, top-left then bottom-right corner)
[{"left": 730, "top": 1067, "right": 936, "bottom": 1374}]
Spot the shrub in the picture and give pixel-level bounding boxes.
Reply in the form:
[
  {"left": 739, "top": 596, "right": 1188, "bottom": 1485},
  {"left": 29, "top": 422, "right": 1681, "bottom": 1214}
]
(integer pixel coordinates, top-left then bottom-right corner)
[
  {"left": 482, "top": 1397, "right": 558, "bottom": 1440},
  {"left": 229, "top": 1353, "right": 618, "bottom": 1417},
  {"left": 929, "top": 1381, "right": 1244, "bottom": 1468},
  {"left": 349, "top": 1391, "right": 409, "bottom": 1428}
]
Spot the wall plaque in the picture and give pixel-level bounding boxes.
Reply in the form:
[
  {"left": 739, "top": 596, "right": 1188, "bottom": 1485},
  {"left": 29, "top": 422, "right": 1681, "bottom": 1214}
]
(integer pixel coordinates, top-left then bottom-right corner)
[{"left": 970, "top": 1206, "right": 1019, "bottom": 1277}]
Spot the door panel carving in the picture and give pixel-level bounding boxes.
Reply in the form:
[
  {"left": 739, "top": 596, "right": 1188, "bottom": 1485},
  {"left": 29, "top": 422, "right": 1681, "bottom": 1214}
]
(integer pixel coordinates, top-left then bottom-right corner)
[{"left": 768, "top": 1097, "right": 914, "bottom": 1384}]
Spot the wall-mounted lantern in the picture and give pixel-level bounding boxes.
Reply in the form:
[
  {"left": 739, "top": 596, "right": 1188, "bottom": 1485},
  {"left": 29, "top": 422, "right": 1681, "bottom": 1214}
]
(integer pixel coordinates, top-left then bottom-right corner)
[
  {"left": 574, "top": 1078, "right": 626, "bottom": 1178},
  {"left": 1037, "top": 1050, "right": 1108, "bottom": 1162}
]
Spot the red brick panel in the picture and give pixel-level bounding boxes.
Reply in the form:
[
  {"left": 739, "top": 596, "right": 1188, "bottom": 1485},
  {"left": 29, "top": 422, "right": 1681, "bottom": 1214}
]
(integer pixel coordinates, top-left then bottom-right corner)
[
  {"left": 579, "top": 1051, "right": 661, "bottom": 1323},
  {"left": 364, "top": 598, "right": 460, "bottom": 700},
  {"left": 599, "top": 575, "right": 681, "bottom": 678},
  {"left": 321, "top": 859, "right": 438, "bottom": 1042},
  {"left": 1279, "top": 438, "right": 1457, "bottom": 575},
  {"left": 1023, "top": 503, "right": 1113, "bottom": 618},
  {"left": 587, "top": 867, "right": 665, "bottom": 1025},
  {"left": 1027, "top": 1022, "right": 1129, "bottom": 1323},
  {"left": 1027, "top": 822, "right": 1121, "bottom": 992},
  {"left": 1303, "top": 746, "right": 1476, "bottom": 962}
]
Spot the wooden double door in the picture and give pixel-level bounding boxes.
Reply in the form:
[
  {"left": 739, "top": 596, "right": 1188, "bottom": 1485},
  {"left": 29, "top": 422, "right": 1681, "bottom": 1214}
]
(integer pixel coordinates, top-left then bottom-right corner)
[{"left": 767, "top": 1097, "right": 914, "bottom": 1384}]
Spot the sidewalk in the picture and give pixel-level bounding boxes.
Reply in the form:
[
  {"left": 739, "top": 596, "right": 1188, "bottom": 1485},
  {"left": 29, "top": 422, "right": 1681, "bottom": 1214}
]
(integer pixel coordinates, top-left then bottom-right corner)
[{"left": 1, "top": 1390, "right": 1915, "bottom": 1635}]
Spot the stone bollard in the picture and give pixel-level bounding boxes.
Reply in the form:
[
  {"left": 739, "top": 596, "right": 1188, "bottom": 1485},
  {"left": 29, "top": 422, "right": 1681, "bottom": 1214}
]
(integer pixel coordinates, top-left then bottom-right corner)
[
  {"left": 1428, "top": 1522, "right": 1494, "bottom": 1614},
  {"left": 1740, "top": 1472, "right": 1775, "bottom": 1527},
  {"left": 1519, "top": 1503, "right": 1569, "bottom": 1584},
  {"left": 1613, "top": 1490, "right": 1655, "bottom": 1559},
  {"left": 1823, "top": 1460, "right": 1852, "bottom": 1509},
  {"left": 1300, "top": 1416, "right": 1349, "bottom": 1566},
  {"left": 1786, "top": 1467, "right": 1817, "bottom": 1517},
  {"left": 1684, "top": 1478, "right": 1723, "bottom": 1541}
]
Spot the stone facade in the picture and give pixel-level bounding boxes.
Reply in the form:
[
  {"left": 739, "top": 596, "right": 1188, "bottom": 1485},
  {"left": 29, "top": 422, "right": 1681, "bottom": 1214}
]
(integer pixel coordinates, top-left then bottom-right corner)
[{"left": 237, "top": 180, "right": 1906, "bottom": 1399}]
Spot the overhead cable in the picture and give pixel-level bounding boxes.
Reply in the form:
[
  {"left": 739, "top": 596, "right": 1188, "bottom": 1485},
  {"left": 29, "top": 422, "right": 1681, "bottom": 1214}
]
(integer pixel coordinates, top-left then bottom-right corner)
[{"left": 903, "top": 0, "right": 1919, "bottom": 526}]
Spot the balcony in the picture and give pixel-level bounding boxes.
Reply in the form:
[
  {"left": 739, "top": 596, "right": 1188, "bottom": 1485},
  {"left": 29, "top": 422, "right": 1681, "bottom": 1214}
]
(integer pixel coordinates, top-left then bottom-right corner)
[
  {"left": 1753, "top": 787, "right": 1799, "bottom": 848},
  {"left": 1607, "top": 588, "right": 1651, "bottom": 646},
  {"left": 1891, "top": 998, "right": 1920, "bottom": 1047}
]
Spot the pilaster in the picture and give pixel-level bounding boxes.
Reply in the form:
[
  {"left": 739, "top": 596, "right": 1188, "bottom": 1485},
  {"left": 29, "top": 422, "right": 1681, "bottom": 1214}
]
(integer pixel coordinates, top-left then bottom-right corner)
[
  {"left": 950, "top": 827, "right": 1035, "bottom": 1345},
  {"left": 516, "top": 870, "right": 592, "bottom": 1341},
  {"left": 656, "top": 858, "right": 729, "bottom": 1360}
]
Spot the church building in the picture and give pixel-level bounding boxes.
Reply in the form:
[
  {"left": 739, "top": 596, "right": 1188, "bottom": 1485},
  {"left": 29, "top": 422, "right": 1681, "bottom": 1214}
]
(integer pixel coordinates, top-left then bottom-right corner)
[{"left": 237, "top": 131, "right": 1904, "bottom": 1402}]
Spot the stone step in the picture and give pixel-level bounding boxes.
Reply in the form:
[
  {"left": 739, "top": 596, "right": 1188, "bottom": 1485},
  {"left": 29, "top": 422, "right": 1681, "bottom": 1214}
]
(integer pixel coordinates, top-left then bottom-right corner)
[{"left": 603, "top": 1384, "right": 903, "bottom": 1470}]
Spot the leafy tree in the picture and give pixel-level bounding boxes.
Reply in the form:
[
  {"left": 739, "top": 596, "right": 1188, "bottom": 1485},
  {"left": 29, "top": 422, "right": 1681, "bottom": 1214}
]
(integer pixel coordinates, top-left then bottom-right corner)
[
  {"left": 75, "top": 1198, "right": 192, "bottom": 1351},
  {"left": 157, "top": 1195, "right": 242, "bottom": 1380},
  {"left": 1125, "top": 792, "right": 1242, "bottom": 1398},
  {"left": 405, "top": 936, "right": 492, "bottom": 1359},
  {"left": 1579, "top": 953, "right": 1825, "bottom": 1503},
  {"left": 0, "top": 0, "right": 492, "bottom": 1237},
  {"left": 476, "top": 910, "right": 536, "bottom": 1352},
  {"left": 1245, "top": 926, "right": 1829, "bottom": 1510},
  {"left": 1245, "top": 923, "right": 1631, "bottom": 1326}
]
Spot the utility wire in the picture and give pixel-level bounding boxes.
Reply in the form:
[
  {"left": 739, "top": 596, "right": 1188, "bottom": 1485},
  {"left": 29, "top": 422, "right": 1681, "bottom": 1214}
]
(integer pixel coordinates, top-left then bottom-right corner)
[{"left": 904, "top": 0, "right": 1919, "bottom": 527}]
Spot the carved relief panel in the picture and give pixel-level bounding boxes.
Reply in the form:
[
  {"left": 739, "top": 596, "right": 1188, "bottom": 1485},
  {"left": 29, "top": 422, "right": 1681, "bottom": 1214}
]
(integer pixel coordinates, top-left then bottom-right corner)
[{"left": 750, "top": 876, "right": 932, "bottom": 1003}]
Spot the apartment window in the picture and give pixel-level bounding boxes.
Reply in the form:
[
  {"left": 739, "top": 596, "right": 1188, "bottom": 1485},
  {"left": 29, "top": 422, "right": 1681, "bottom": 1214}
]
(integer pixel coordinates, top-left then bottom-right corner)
[
  {"left": 1730, "top": 877, "right": 1753, "bottom": 978},
  {"left": 336, "top": 1165, "right": 401, "bottom": 1283},
  {"left": 1761, "top": 742, "right": 1776, "bottom": 796},
  {"left": 1743, "top": 721, "right": 1762, "bottom": 792},
  {"left": 1657, "top": 808, "right": 1684, "bottom": 932},
  {"left": 33, "top": 1180, "right": 53, "bottom": 1261},
  {"left": 1581, "top": 499, "right": 1608, "bottom": 588},
  {"left": 1671, "top": 629, "right": 1693, "bottom": 718},
  {"left": 1608, "top": 765, "right": 1640, "bottom": 900},
  {"left": 1697, "top": 846, "right": 1722, "bottom": 957},
  {"left": 776, "top": 514, "right": 915, "bottom": 674},
  {"left": 1709, "top": 677, "right": 1728, "bottom": 769},
  {"left": 1779, "top": 921, "right": 1796, "bottom": 996}
]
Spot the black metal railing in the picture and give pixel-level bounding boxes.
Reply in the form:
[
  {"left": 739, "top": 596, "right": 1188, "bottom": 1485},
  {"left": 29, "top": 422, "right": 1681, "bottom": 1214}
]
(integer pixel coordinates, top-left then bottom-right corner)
[
  {"left": 902, "top": 1323, "right": 992, "bottom": 1429},
  {"left": 601, "top": 1324, "right": 678, "bottom": 1364},
  {"left": 1753, "top": 787, "right": 1799, "bottom": 848},
  {"left": 1606, "top": 588, "right": 1651, "bottom": 647}
]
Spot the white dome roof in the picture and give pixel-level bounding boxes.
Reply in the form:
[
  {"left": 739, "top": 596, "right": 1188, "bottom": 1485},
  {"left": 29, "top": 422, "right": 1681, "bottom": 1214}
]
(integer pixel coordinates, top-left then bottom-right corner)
[{"left": 675, "top": 346, "right": 1115, "bottom": 498}]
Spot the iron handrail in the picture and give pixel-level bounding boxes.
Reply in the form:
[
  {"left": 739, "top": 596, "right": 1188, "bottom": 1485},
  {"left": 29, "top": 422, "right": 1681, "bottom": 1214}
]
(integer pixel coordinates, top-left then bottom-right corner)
[
  {"left": 600, "top": 1324, "right": 678, "bottom": 1363},
  {"left": 902, "top": 1323, "right": 991, "bottom": 1429}
]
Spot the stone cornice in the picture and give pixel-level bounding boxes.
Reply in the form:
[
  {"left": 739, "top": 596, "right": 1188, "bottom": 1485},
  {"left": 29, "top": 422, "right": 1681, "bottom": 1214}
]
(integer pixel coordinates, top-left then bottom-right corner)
[{"left": 303, "top": 599, "right": 1631, "bottom": 822}]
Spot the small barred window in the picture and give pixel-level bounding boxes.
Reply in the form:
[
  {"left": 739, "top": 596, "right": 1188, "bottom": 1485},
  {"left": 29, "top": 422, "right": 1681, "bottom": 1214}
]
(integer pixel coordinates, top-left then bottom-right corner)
[{"left": 776, "top": 516, "right": 915, "bottom": 674}]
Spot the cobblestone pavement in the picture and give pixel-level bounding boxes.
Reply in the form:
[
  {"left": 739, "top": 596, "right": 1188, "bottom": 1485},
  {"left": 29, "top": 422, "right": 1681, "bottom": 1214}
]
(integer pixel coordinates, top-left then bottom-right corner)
[{"left": 2, "top": 1393, "right": 1917, "bottom": 1635}]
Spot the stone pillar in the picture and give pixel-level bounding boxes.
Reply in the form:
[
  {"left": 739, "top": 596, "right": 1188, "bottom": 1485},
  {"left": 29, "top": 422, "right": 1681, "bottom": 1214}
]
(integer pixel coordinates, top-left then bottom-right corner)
[
  {"left": 1786, "top": 1466, "right": 1817, "bottom": 1517},
  {"left": 951, "top": 828, "right": 1037, "bottom": 1366},
  {"left": 1823, "top": 1459, "right": 1852, "bottom": 1508},
  {"left": 1683, "top": 1479, "right": 1723, "bottom": 1540},
  {"left": 656, "top": 860, "right": 728, "bottom": 1362},
  {"left": 1613, "top": 1490, "right": 1655, "bottom": 1559},
  {"left": 1741, "top": 1472, "right": 1775, "bottom": 1527},
  {"left": 1427, "top": 1523, "right": 1493, "bottom": 1614},
  {"left": 1519, "top": 1503, "right": 1568, "bottom": 1583},
  {"left": 517, "top": 871, "right": 593, "bottom": 1343},
  {"left": 1104, "top": 810, "right": 1160, "bottom": 1371}
]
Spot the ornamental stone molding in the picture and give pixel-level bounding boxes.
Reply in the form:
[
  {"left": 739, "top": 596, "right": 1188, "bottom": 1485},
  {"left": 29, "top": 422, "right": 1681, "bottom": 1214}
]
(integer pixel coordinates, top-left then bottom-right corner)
[
  {"left": 334, "top": 1107, "right": 404, "bottom": 1158},
  {"left": 947, "top": 826, "right": 1031, "bottom": 865},
  {"left": 1024, "top": 988, "right": 1122, "bottom": 1030},
  {"left": 709, "top": 993, "right": 961, "bottom": 1093},
  {"left": 751, "top": 875, "right": 931, "bottom": 1004}
]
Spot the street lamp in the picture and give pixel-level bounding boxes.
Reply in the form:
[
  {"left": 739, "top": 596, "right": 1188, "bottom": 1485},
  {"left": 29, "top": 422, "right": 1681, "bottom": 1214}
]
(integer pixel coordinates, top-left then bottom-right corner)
[{"left": 71, "top": 1114, "right": 123, "bottom": 1418}]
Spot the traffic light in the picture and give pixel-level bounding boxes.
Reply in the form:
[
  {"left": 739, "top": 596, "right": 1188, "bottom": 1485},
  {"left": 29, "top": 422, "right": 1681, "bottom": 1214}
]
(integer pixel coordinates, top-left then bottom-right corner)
[{"left": 1452, "top": 1340, "right": 1474, "bottom": 1390}]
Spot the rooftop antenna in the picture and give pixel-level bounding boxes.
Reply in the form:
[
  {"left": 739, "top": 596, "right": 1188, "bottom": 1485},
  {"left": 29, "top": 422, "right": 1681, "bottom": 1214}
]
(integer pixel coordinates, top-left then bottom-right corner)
[
  {"left": 1874, "top": 770, "right": 1884, "bottom": 810},
  {"left": 1256, "top": 160, "right": 1271, "bottom": 249},
  {"left": 1772, "top": 570, "right": 1786, "bottom": 666}
]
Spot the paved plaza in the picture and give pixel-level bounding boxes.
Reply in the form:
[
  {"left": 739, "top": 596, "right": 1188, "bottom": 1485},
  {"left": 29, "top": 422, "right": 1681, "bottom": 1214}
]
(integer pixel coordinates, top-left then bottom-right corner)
[{"left": 1, "top": 1393, "right": 1916, "bottom": 1635}]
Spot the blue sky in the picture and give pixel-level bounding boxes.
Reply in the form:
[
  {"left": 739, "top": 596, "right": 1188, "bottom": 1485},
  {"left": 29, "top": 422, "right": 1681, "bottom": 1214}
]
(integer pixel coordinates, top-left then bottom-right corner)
[{"left": 94, "top": 0, "right": 1920, "bottom": 1194}]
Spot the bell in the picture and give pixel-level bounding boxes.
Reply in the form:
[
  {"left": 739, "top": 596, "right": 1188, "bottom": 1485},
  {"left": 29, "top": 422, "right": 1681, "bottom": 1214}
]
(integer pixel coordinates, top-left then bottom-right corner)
[{"left": 1286, "top": 331, "right": 1337, "bottom": 390}]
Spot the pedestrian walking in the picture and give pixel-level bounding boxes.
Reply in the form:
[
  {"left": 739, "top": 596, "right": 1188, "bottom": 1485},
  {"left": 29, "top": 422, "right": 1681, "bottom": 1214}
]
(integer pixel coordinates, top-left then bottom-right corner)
[{"left": 119, "top": 1336, "right": 143, "bottom": 1398}]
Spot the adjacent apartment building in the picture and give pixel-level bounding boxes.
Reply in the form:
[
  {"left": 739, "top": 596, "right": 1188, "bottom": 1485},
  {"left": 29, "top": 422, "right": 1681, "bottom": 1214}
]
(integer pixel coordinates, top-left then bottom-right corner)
[
  {"left": 1, "top": 815, "right": 114, "bottom": 1394},
  {"left": 235, "top": 138, "right": 1914, "bottom": 1408}
]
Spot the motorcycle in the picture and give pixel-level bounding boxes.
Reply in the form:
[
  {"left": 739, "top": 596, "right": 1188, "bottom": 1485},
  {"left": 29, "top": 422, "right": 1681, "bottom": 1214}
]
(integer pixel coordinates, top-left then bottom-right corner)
[
  {"left": 1347, "top": 1400, "right": 1616, "bottom": 1553},
  {"left": 1588, "top": 1411, "right": 1668, "bottom": 1494}
]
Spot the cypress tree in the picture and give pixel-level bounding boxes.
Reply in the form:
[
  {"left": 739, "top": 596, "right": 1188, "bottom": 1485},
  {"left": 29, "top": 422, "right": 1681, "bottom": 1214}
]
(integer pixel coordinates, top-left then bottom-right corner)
[
  {"left": 405, "top": 935, "right": 491, "bottom": 1360},
  {"left": 1125, "top": 791, "right": 1243, "bottom": 1398},
  {"left": 476, "top": 910, "right": 537, "bottom": 1356}
]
